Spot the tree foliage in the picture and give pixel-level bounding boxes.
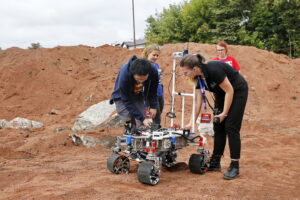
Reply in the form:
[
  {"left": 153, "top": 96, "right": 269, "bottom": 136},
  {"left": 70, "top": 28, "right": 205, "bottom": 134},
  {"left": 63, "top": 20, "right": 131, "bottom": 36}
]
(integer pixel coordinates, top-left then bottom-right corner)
[
  {"left": 145, "top": 4, "right": 186, "bottom": 44},
  {"left": 28, "top": 42, "right": 42, "bottom": 50},
  {"left": 145, "top": 0, "right": 300, "bottom": 58}
]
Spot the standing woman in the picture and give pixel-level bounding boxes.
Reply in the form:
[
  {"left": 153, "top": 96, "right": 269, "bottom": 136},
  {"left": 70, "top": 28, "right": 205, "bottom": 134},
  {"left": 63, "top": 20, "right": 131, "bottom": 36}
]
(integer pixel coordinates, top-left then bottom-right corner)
[
  {"left": 142, "top": 44, "right": 164, "bottom": 129},
  {"left": 214, "top": 41, "right": 241, "bottom": 72},
  {"left": 180, "top": 54, "right": 248, "bottom": 180}
]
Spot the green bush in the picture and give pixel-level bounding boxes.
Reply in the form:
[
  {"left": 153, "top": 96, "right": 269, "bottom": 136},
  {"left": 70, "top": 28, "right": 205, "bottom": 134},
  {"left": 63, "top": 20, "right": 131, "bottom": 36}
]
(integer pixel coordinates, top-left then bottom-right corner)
[{"left": 28, "top": 42, "right": 42, "bottom": 50}]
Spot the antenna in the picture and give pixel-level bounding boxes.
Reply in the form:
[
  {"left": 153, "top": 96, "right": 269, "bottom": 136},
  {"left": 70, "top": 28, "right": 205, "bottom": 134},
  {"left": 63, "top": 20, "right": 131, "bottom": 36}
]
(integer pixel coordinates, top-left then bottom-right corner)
[{"left": 183, "top": 42, "right": 189, "bottom": 56}]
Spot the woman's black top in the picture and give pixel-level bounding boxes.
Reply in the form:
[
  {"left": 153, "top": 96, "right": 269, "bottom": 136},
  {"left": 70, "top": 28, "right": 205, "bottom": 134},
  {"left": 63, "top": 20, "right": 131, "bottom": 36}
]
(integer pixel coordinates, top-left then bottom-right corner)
[{"left": 196, "top": 61, "right": 247, "bottom": 97}]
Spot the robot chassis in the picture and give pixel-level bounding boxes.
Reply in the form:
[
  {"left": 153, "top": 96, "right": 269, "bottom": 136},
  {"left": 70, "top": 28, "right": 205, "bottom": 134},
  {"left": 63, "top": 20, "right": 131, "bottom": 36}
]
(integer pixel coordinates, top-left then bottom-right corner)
[{"left": 107, "top": 51, "right": 211, "bottom": 185}]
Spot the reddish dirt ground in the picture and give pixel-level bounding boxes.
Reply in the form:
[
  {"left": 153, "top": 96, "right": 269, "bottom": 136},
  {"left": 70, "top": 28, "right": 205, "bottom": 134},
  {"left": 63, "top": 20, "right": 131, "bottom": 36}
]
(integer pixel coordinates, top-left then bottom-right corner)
[{"left": 0, "top": 43, "right": 299, "bottom": 200}]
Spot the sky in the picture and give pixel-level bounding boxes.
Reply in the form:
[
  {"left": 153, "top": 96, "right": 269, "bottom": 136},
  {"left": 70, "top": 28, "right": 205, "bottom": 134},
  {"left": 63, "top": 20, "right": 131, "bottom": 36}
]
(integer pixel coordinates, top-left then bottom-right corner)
[{"left": 0, "top": 0, "right": 183, "bottom": 49}]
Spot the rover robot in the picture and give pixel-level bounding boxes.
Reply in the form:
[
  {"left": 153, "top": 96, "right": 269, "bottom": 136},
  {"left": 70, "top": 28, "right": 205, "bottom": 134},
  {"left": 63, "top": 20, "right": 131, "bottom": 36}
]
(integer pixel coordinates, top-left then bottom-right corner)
[{"left": 107, "top": 51, "right": 211, "bottom": 185}]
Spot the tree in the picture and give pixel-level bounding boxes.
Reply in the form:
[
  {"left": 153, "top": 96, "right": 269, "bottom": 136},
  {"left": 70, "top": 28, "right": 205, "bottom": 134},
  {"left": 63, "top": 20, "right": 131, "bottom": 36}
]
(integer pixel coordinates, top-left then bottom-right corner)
[
  {"left": 28, "top": 42, "right": 42, "bottom": 50},
  {"left": 181, "top": 0, "right": 214, "bottom": 42},
  {"left": 145, "top": 4, "right": 186, "bottom": 44},
  {"left": 248, "top": 0, "right": 300, "bottom": 57},
  {"left": 208, "top": 0, "right": 258, "bottom": 43},
  {"left": 144, "top": 0, "right": 300, "bottom": 57}
]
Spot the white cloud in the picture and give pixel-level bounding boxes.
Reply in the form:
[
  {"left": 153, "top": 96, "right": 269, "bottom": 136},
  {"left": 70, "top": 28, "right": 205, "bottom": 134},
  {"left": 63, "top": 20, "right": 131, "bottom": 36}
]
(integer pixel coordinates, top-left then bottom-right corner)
[{"left": 0, "top": 0, "right": 182, "bottom": 49}]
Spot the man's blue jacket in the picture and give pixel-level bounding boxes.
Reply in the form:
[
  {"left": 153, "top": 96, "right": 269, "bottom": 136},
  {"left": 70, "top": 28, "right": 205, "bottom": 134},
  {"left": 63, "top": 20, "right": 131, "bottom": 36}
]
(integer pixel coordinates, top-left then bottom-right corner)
[{"left": 111, "top": 56, "right": 159, "bottom": 122}]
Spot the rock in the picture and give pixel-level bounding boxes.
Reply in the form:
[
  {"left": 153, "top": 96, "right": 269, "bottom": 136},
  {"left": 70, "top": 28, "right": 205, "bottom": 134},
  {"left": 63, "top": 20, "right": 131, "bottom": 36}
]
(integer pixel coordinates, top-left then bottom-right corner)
[
  {"left": 69, "top": 133, "right": 116, "bottom": 148},
  {"left": 64, "top": 88, "right": 73, "bottom": 94},
  {"left": 54, "top": 127, "right": 71, "bottom": 132},
  {"left": 99, "top": 135, "right": 116, "bottom": 148},
  {"left": 85, "top": 94, "right": 94, "bottom": 102},
  {"left": 10, "top": 117, "right": 44, "bottom": 129},
  {"left": 0, "top": 119, "right": 11, "bottom": 129},
  {"left": 98, "top": 113, "right": 123, "bottom": 128},
  {"left": 50, "top": 109, "right": 60, "bottom": 115},
  {"left": 69, "top": 133, "right": 83, "bottom": 146},
  {"left": 268, "top": 83, "right": 281, "bottom": 91},
  {"left": 69, "top": 133, "right": 101, "bottom": 147},
  {"left": 72, "top": 100, "right": 117, "bottom": 131},
  {"left": 291, "top": 96, "right": 297, "bottom": 100}
]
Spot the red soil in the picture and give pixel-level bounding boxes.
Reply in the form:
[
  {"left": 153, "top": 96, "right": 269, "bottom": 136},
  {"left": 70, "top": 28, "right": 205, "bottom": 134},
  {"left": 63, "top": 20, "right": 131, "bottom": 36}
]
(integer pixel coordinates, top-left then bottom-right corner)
[{"left": 0, "top": 43, "right": 299, "bottom": 199}]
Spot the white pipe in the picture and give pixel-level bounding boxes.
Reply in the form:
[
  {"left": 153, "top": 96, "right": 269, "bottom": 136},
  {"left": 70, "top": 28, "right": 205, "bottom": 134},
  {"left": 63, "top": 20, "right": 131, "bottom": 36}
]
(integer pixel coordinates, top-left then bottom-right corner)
[
  {"left": 192, "top": 86, "right": 196, "bottom": 132},
  {"left": 181, "top": 95, "right": 185, "bottom": 128},
  {"left": 170, "top": 54, "right": 196, "bottom": 133},
  {"left": 173, "top": 92, "right": 194, "bottom": 97},
  {"left": 170, "top": 59, "right": 176, "bottom": 127}
]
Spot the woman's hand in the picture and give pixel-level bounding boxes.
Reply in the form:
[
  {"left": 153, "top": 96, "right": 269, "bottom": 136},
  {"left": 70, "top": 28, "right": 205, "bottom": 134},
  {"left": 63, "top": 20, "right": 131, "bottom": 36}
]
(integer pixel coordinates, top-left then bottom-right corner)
[{"left": 214, "top": 113, "right": 228, "bottom": 123}]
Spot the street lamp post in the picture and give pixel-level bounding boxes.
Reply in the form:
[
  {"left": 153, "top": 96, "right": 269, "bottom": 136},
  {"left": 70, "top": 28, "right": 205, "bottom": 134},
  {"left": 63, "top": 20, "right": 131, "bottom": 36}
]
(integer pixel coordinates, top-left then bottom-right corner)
[{"left": 132, "top": 0, "right": 136, "bottom": 49}]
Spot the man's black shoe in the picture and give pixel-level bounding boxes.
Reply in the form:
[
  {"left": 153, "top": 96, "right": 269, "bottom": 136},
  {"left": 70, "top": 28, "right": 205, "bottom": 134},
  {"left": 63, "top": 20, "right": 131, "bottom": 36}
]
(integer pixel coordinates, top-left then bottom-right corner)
[
  {"left": 208, "top": 155, "right": 221, "bottom": 171},
  {"left": 224, "top": 160, "right": 239, "bottom": 180}
]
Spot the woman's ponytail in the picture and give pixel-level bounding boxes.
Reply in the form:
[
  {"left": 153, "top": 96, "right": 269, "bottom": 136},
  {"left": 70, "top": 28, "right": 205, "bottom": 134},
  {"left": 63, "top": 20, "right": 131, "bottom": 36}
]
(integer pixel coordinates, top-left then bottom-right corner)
[{"left": 196, "top": 54, "right": 205, "bottom": 65}]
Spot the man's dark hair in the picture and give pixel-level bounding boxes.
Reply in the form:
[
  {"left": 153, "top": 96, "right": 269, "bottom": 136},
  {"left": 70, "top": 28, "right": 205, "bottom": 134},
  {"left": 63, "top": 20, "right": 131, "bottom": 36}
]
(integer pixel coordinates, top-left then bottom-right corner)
[{"left": 130, "top": 58, "right": 152, "bottom": 75}]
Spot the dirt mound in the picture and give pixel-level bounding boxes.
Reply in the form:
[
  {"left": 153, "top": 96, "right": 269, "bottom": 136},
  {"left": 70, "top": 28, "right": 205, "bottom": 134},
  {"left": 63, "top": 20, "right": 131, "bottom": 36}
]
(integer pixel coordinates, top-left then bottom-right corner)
[{"left": 0, "top": 43, "right": 299, "bottom": 199}]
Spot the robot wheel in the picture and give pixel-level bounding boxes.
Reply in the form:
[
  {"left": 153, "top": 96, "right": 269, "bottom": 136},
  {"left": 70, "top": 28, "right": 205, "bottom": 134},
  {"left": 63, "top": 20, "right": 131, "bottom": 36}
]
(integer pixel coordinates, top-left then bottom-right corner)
[
  {"left": 107, "top": 153, "right": 130, "bottom": 174},
  {"left": 137, "top": 161, "right": 160, "bottom": 185},
  {"left": 189, "top": 154, "right": 208, "bottom": 174}
]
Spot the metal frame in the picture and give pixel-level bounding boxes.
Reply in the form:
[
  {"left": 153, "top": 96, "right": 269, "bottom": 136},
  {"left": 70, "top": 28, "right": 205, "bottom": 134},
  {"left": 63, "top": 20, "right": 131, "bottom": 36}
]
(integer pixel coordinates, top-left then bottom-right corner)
[{"left": 170, "top": 52, "right": 196, "bottom": 132}]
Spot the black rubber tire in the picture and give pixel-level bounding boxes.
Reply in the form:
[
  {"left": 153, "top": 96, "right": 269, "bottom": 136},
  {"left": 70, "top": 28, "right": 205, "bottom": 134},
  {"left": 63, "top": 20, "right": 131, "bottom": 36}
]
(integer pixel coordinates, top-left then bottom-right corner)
[
  {"left": 189, "top": 154, "right": 208, "bottom": 174},
  {"left": 107, "top": 153, "right": 130, "bottom": 174},
  {"left": 137, "top": 161, "right": 160, "bottom": 185},
  {"left": 157, "top": 151, "right": 176, "bottom": 168}
]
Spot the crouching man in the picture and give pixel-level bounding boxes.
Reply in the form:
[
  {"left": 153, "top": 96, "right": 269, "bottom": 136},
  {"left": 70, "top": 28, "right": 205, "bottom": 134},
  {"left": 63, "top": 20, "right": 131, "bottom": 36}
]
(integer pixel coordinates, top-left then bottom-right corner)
[{"left": 110, "top": 56, "right": 159, "bottom": 133}]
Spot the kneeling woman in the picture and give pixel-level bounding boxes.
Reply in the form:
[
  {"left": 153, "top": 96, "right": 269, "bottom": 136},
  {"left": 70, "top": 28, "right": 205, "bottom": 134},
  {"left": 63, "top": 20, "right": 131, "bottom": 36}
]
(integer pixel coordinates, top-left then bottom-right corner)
[{"left": 180, "top": 54, "right": 248, "bottom": 180}]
